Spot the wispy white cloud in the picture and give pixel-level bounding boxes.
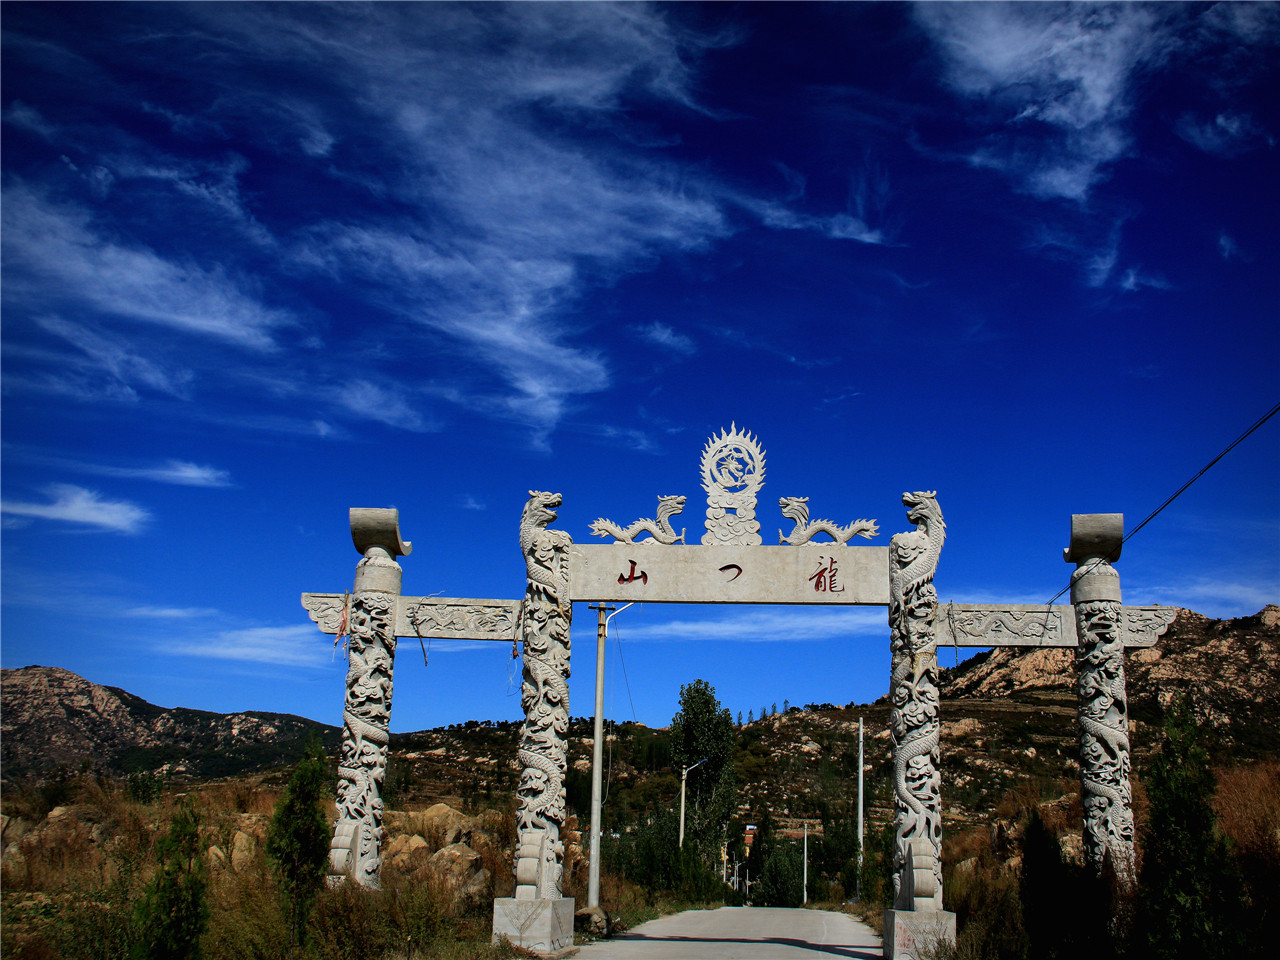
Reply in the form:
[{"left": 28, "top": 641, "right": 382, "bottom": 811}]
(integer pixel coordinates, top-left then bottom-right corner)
[
  {"left": 1135, "top": 577, "right": 1278, "bottom": 619},
  {"left": 636, "top": 321, "right": 695, "bottom": 356},
  {"left": 1119, "top": 268, "right": 1171, "bottom": 293},
  {"left": 3, "top": 100, "right": 59, "bottom": 139},
  {"left": 333, "top": 380, "right": 432, "bottom": 432},
  {"left": 34, "top": 315, "right": 194, "bottom": 399},
  {"left": 1218, "top": 233, "right": 1242, "bottom": 261},
  {"left": 1028, "top": 220, "right": 1155, "bottom": 291},
  {"left": 459, "top": 495, "right": 486, "bottom": 512},
  {"left": 124, "top": 606, "right": 221, "bottom": 619},
  {"left": 914, "top": 3, "right": 1167, "bottom": 201},
  {"left": 0, "top": 483, "right": 151, "bottom": 533},
  {"left": 2, "top": 185, "right": 291, "bottom": 351},
  {"left": 173, "top": 624, "right": 332, "bottom": 666},
  {"left": 5, "top": 446, "right": 232, "bottom": 487},
  {"left": 617, "top": 608, "right": 887, "bottom": 643},
  {"left": 1175, "top": 111, "right": 1272, "bottom": 157}
]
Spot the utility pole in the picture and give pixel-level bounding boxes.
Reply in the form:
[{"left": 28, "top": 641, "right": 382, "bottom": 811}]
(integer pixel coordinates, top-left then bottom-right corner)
[
  {"left": 679, "top": 757, "right": 708, "bottom": 848},
  {"left": 586, "top": 603, "right": 614, "bottom": 910},
  {"left": 857, "top": 715, "right": 864, "bottom": 899},
  {"left": 803, "top": 822, "right": 808, "bottom": 904}
]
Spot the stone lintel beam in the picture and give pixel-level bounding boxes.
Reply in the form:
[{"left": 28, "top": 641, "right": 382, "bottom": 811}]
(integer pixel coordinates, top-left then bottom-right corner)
[
  {"left": 934, "top": 603, "right": 1176, "bottom": 648},
  {"left": 302, "top": 594, "right": 520, "bottom": 641}
]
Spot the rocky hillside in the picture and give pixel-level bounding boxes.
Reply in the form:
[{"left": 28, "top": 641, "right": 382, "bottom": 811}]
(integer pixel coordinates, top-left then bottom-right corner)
[
  {"left": 4, "top": 606, "right": 1275, "bottom": 837},
  {"left": 0, "top": 666, "right": 340, "bottom": 784},
  {"left": 940, "top": 606, "right": 1280, "bottom": 759}
]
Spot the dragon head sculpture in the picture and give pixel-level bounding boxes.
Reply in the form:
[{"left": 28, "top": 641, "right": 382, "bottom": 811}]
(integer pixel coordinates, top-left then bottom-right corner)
[
  {"left": 902, "top": 491, "right": 943, "bottom": 531},
  {"left": 656, "top": 494, "right": 687, "bottom": 516},
  {"left": 779, "top": 496, "right": 811, "bottom": 524},
  {"left": 523, "top": 490, "right": 562, "bottom": 531}
]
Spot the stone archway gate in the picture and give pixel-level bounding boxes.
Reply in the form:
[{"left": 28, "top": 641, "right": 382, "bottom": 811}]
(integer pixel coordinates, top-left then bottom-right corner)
[{"left": 302, "top": 426, "right": 1175, "bottom": 959}]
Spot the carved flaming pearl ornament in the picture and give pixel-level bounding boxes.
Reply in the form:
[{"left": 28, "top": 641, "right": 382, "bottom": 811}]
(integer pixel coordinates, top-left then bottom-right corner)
[{"left": 701, "top": 424, "right": 766, "bottom": 546}]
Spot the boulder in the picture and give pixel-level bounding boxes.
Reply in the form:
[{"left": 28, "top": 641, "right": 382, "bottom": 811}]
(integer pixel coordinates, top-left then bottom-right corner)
[
  {"left": 2, "top": 816, "right": 32, "bottom": 846},
  {"left": 207, "top": 845, "right": 228, "bottom": 871},
  {"left": 230, "top": 830, "right": 255, "bottom": 873},
  {"left": 427, "top": 841, "right": 489, "bottom": 902},
  {"left": 386, "top": 834, "right": 430, "bottom": 870},
  {"left": 420, "top": 802, "right": 474, "bottom": 849},
  {"left": 575, "top": 905, "right": 609, "bottom": 935},
  {"left": 2, "top": 844, "right": 29, "bottom": 884}
]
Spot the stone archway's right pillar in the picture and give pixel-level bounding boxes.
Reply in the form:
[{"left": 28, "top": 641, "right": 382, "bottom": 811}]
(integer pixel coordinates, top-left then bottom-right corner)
[
  {"left": 1065, "top": 513, "right": 1135, "bottom": 889},
  {"left": 884, "top": 491, "right": 956, "bottom": 959}
]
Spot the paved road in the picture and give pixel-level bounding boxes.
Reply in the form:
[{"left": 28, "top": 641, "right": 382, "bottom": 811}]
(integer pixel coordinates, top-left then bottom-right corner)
[{"left": 573, "top": 906, "right": 883, "bottom": 959}]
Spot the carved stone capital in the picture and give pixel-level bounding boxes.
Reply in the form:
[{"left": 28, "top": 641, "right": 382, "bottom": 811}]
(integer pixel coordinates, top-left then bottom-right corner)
[
  {"left": 1063, "top": 513, "right": 1123, "bottom": 565},
  {"left": 350, "top": 507, "right": 412, "bottom": 559}
]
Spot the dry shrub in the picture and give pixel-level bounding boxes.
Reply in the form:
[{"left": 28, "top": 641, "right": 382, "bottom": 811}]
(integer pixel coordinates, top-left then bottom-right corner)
[
  {"left": 201, "top": 864, "right": 289, "bottom": 960},
  {"left": 944, "top": 825, "right": 991, "bottom": 866},
  {"left": 992, "top": 776, "right": 1065, "bottom": 822},
  {"left": 1214, "top": 760, "right": 1280, "bottom": 930},
  {"left": 1215, "top": 760, "right": 1280, "bottom": 855},
  {"left": 308, "top": 881, "right": 399, "bottom": 960},
  {"left": 472, "top": 807, "right": 515, "bottom": 900},
  {"left": 202, "top": 779, "right": 280, "bottom": 816}
]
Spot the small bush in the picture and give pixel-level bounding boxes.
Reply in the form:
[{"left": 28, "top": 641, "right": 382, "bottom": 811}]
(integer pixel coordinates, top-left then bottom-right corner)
[
  {"left": 265, "top": 740, "right": 330, "bottom": 949},
  {"left": 130, "top": 798, "right": 208, "bottom": 960},
  {"left": 307, "top": 882, "right": 398, "bottom": 960}
]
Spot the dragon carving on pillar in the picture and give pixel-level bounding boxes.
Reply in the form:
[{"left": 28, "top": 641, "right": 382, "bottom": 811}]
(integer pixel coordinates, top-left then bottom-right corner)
[
  {"left": 888, "top": 491, "right": 946, "bottom": 912},
  {"left": 330, "top": 578, "right": 397, "bottom": 887},
  {"left": 513, "top": 491, "right": 573, "bottom": 900},
  {"left": 1074, "top": 575, "right": 1135, "bottom": 886}
]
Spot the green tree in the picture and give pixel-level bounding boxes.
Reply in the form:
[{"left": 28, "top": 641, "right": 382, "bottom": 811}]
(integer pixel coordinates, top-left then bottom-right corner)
[
  {"left": 131, "top": 798, "right": 208, "bottom": 960},
  {"left": 819, "top": 803, "right": 860, "bottom": 896},
  {"left": 756, "top": 843, "right": 803, "bottom": 907},
  {"left": 1136, "top": 695, "right": 1247, "bottom": 960},
  {"left": 743, "top": 807, "right": 774, "bottom": 887},
  {"left": 669, "top": 680, "right": 736, "bottom": 849},
  {"left": 266, "top": 738, "right": 332, "bottom": 951}
]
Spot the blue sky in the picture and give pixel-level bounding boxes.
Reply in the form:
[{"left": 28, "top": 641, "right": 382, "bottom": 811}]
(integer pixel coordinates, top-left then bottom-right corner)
[{"left": 3, "top": 2, "right": 1277, "bottom": 733}]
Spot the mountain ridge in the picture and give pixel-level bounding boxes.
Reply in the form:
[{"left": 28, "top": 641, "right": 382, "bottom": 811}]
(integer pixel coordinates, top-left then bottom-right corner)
[{"left": 3, "top": 605, "right": 1276, "bottom": 796}]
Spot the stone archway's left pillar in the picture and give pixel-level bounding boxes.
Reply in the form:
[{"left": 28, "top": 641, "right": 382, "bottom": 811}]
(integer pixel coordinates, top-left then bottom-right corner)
[
  {"left": 329, "top": 508, "right": 411, "bottom": 888},
  {"left": 493, "top": 491, "right": 575, "bottom": 955}
]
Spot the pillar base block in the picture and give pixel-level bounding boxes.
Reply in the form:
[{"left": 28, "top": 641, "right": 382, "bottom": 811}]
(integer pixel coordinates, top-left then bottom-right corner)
[
  {"left": 884, "top": 908, "right": 957, "bottom": 960},
  {"left": 492, "top": 897, "right": 575, "bottom": 957}
]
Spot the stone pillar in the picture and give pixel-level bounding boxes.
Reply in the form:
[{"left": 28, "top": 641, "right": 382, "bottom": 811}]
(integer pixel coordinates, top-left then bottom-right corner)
[
  {"left": 328, "top": 508, "right": 410, "bottom": 889},
  {"left": 1065, "top": 513, "right": 1135, "bottom": 889},
  {"left": 884, "top": 492, "right": 956, "bottom": 959},
  {"left": 493, "top": 492, "right": 575, "bottom": 955}
]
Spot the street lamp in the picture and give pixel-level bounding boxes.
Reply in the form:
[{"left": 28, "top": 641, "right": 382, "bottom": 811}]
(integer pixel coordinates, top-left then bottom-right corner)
[{"left": 678, "top": 757, "right": 708, "bottom": 848}]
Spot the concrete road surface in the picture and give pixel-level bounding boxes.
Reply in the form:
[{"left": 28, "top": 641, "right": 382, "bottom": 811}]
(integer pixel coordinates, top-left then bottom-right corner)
[{"left": 572, "top": 906, "right": 883, "bottom": 959}]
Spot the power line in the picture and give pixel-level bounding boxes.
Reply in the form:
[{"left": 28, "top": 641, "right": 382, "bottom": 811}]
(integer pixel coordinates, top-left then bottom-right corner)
[
  {"left": 1046, "top": 399, "right": 1280, "bottom": 605},
  {"left": 612, "top": 616, "right": 640, "bottom": 725}
]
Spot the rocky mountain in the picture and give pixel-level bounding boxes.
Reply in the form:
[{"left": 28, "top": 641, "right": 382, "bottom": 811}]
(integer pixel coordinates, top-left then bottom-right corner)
[
  {"left": 940, "top": 605, "right": 1280, "bottom": 759},
  {"left": 4, "top": 606, "right": 1275, "bottom": 831},
  {"left": 0, "top": 665, "right": 340, "bottom": 785}
]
